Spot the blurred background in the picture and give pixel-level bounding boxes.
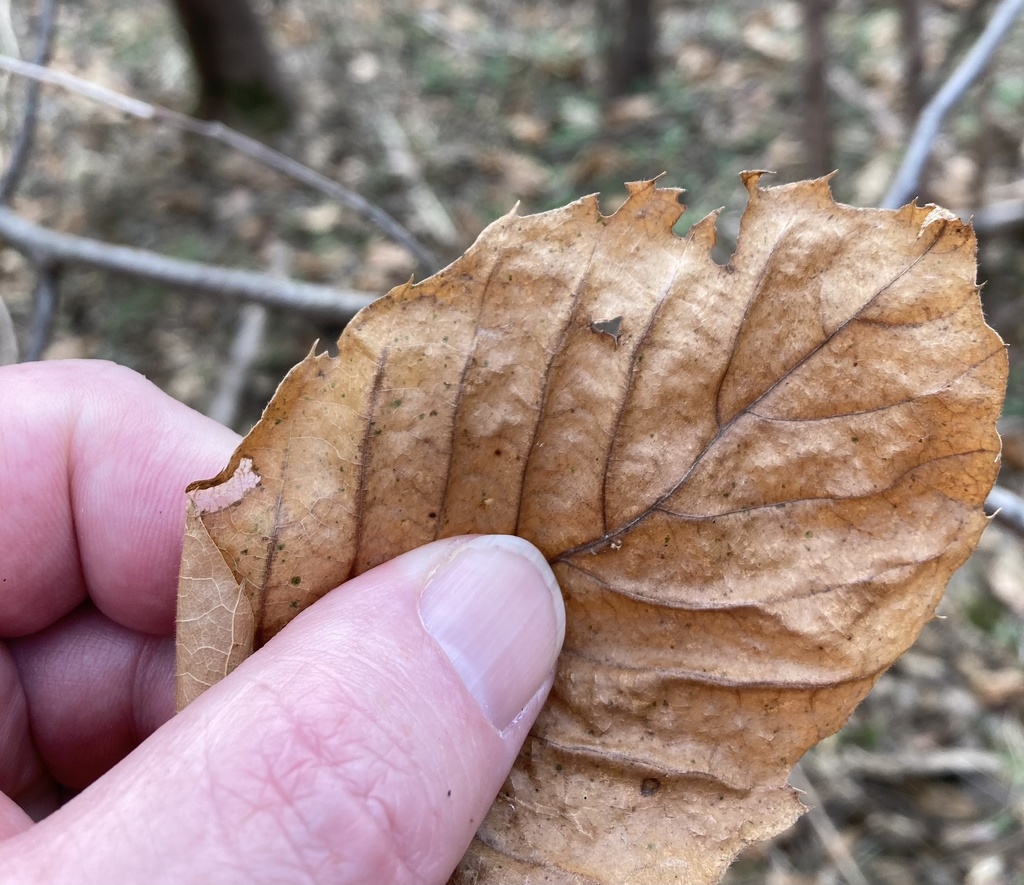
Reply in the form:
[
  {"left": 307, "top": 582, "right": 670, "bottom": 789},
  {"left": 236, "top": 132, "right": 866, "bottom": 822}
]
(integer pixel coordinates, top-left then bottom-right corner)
[{"left": 3, "top": 1, "right": 1024, "bottom": 881}]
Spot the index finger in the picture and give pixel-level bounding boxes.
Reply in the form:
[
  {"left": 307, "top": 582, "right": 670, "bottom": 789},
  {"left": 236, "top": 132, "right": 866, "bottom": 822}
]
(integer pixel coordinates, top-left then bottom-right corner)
[{"left": 0, "top": 360, "right": 239, "bottom": 637}]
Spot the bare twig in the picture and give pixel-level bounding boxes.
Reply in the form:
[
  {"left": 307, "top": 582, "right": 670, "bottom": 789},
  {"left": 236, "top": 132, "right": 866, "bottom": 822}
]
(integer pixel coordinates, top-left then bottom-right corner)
[
  {"left": 206, "top": 302, "right": 267, "bottom": 427},
  {"left": 838, "top": 746, "right": 1004, "bottom": 781},
  {"left": 0, "top": 0, "right": 56, "bottom": 204},
  {"left": 790, "top": 764, "right": 870, "bottom": 885},
  {"left": 206, "top": 243, "right": 291, "bottom": 428},
  {"left": 882, "top": 0, "right": 1024, "bottom": 209},
  {"left": 828, "top": 67, "right": 904, "bottom": 146},
  {"left": 24, "top": 262, "right": 58, "bottom": 360},
  {"left": 969, "top": 199, "right": 1024, "bottom": 234},
  {"left": 373, "top": 104, "right": 461, "bottom": 248},
  {"left": 0, "top": 295, "right": 17, "bottom": 364},
  {"left": 986, "top": 484, "right": 1024, "bottom": 538},
  {"left": 0, "top": 207, "right": 378, "bottom": 321},
  {"left": 0, "top": 54, "right": 439, "bottom": 271}
]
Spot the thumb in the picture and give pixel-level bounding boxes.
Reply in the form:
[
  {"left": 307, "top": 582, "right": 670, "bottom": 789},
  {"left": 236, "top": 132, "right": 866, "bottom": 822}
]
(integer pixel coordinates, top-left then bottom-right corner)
[{"left": 1, "top": 535, "right": 565, "bottom": 885}]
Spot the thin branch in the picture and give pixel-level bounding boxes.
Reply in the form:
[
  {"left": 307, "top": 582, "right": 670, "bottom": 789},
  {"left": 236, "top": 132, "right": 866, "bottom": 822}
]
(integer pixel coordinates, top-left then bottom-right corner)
[
  {"left": 0, "top": 0, "right": 56, "bottom": 204},
  {"left": 882, "top": 0, "right": 1024, "bottom": 209},
  {"left": 789, "top": 764, "right": 870, "bottom": 885},
  {"left": 206, "top": 242, "right": 291, "bottom": 428},
  {"left": 0, "top": 54, "right": 439, "bottom": 271},
  {"left": 986, "top": 484, "right": 1024, "bottom": 538},
  {"left": 828, "top": 67, "right": 903, "bottom": 147},
  {"left": 24, "top": 262, "right": 58, "bottom": 360},
  {"left": 206, "top": 302, "right": 267, "bottom": 427},
  {"left": 838, "top": 746, "right": 1004, "bottom": 781},
  {"left": 373, "top": 104, "right": 461, "bottom": 248},
  {"left": 0, "top": 294, "right": 17, "bottom": 364},
  {"left": 969, "top": 199, "right": 1024, "bottom": 234},
  {"left": 0, "top": 207, "right": 377, "bottom": 321}
]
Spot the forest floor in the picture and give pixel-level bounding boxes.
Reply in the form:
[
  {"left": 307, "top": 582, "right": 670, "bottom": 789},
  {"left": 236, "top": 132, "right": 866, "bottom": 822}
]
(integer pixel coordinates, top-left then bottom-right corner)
[{"left": 3, "top": 1, "right": 1024, "bottom": 882}]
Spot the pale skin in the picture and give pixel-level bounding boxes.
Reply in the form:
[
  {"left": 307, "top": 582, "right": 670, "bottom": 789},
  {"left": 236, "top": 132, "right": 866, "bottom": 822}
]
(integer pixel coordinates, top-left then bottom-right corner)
[{"left": 0, "top": 359, "right": 565, "bottom": 884}]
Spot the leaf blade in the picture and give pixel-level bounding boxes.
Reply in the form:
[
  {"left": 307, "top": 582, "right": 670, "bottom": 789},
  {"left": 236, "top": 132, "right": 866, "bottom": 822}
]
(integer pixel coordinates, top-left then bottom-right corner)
[{"left": 175, "top": 174, "right": 1006, "bottom": 883}]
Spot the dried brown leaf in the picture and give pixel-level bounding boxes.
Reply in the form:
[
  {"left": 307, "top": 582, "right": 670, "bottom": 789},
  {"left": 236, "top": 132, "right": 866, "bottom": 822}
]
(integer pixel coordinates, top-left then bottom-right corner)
[{"left": 175, "top": 174, "right": 1006, "bottom": 883}]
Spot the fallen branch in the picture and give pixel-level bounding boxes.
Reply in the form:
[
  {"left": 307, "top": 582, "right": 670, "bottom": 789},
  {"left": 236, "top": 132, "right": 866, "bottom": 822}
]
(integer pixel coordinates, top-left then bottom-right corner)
[
  {"left": 0, "top": 295, "right": 17, "bottom": 364},
  {"left": 839, "top": 746, "right": 1004, "bottom": 781},
  {"left": 206, "top": 242, "right": 291, "bottom": 427},
  {"left": 828, "top": 67, "right": 903, "bottom": 147},
  {"left": 789, "top": 764, "right": 870, "bottom": 885},
  {"left": 0, "top": 0, "right": 55, "bottom": 203},
  {"left": 0, "top": 54, "right": 439, "bottom": 271},
  {"left": 0, "top": 207, "right": 378, "bottom": 321},
  {"left": 373, "top": 103, "right": 461, "bottom": 248},
  {"left": 882, "top": 0, "right": 1024, "bottom": 209},
  {"left": 986, "top": 484, "right": 1024, "bottom": 538},
  {"left": 206, "top": 301, "right": 267, "bottom": 427},
  {"left": 969, "top": 199, "right": 1024, "bottom": 234},
  {"left": 24, "top": 262, "right": 58, "bottom": 361}
]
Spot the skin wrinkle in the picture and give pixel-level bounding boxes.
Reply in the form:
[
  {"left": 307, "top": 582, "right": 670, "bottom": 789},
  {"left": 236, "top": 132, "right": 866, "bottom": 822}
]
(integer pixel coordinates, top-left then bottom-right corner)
[
  {"left": 0, "top": 412, "right": 84, "bottom": 636},
  {"left": 128, "top": 634, "right": 173, "bottom": 744},
  {"left": 0, "top": 645, "right": 48, "bottom": 807},
  {"left": 203, "top": 672, "right": 438, "bottom": 884}
]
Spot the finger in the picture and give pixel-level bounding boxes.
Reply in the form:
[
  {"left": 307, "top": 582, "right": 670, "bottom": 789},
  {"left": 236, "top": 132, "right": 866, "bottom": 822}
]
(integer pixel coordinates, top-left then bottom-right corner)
[
  {"left": 0, "top": 536, "right": 565, "bottom": 884},
  {"left": 0, "top": 795, "right": 32, "bottom": 843},
  {"left": 0, "top": 644, "right": 56, "bottom": 822},
  {"left": 0, "top": 361, "right": 238, "bottom": 636},
  {"left": 9, "top": 605, "right": 173, "bottom": 791}
]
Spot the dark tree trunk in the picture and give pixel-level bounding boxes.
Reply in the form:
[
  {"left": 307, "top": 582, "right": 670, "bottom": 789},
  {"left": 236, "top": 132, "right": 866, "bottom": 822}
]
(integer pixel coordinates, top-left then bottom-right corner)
[
  {"left": 900, "top": 0, "right": 925, "bottom": 122},
  {"left": 802, "top": 0, "right": 833, "bottom": 177},
  {"left": 598, "top": 0, "right": 657, "bottom": 98},
  {"left": 169, "top": 0, "right": 292, "bottom": 133}
]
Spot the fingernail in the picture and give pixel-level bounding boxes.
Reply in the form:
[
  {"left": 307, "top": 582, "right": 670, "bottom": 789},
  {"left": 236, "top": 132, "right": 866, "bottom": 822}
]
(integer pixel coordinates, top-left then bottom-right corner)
[{"left": 419, "top": 536, "right": 565, "bottom": 731}]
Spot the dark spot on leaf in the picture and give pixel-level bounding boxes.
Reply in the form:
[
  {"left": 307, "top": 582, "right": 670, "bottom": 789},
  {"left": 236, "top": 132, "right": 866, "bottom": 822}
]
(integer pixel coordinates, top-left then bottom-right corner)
[
  {"left": 590, "top": 316, "right": 623, "bottom": 343},
  {"left": 290, "top": 576, "right": 301, "bottom": 586}
]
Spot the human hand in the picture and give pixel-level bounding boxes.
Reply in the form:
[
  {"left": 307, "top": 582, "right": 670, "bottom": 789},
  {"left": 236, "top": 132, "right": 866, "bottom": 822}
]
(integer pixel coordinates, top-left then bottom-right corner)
[{"left": 0, "top": 360, "right": 565, "bottom": 883}]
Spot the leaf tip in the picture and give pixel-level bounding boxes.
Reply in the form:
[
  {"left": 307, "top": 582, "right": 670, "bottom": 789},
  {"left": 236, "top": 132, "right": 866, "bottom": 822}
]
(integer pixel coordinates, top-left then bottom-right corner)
[
  {"left": 612, "top": 177, "right": 686, "bottom": 232},
  {"left": 740, "top": 169, "right": 775, "bottom": 194},
  {"left": 686, "top": 207, "right": 722, "bottom": 251}
]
